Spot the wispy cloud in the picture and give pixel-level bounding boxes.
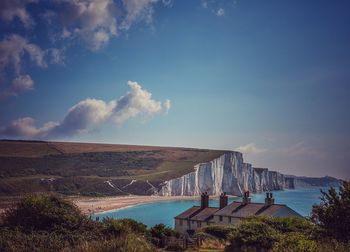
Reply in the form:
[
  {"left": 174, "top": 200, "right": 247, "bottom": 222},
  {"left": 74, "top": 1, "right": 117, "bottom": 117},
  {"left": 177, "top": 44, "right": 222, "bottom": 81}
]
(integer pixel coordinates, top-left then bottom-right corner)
[
  {"left": 55, "top": 0, "right": 117, "bottom": 51},
  {"left": 0, "top": 81, "right": 171, "bottom": 139},
  {"left": 236, "top": 143, "right": 266, "bottom": 154},
  {"left": 280, "top": 141, "right": 326, "bottom": 159},
  {"left": 0, "top": 0, "right": 37, "bottom": 27},
  {"left": 0, "top": 34, "right": 47, "bottom": 99},
  {"left": 216, "top": 8, "right": 225, "bottom": 17}
]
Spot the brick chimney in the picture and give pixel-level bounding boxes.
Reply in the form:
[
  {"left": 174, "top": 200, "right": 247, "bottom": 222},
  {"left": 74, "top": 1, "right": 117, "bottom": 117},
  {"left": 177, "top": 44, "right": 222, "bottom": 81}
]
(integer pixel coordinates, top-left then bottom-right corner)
[
  {"left": 242, "top": 191, "right": 251, "bottom": 205},
  {"left": 264, "top": 192, "right": 275, "bottom": 206},
  {"left": 219, "top": 192, "right": 228, "bottom": 209},
  {"left": 200, "top": 192, "right": 209, "bottom": 209}
]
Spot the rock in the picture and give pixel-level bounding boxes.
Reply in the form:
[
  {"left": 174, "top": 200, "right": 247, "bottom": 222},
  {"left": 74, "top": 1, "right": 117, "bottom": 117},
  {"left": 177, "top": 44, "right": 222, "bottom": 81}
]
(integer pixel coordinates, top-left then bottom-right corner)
[{"left": 159, "top": 152, "right": 285, "bottom": 196}]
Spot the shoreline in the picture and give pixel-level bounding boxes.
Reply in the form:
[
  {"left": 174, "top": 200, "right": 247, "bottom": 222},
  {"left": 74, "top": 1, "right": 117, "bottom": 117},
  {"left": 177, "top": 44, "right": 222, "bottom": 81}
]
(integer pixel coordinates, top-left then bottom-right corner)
[{"left": 74, "top": 195, "right": 202, "bottom": 215}]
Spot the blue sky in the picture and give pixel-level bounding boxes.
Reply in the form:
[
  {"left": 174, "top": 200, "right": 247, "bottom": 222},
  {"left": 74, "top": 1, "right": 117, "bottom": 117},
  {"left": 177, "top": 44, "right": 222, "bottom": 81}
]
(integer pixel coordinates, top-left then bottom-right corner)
[{"left": 0, "top": 0, "right": 349, "bottom": 179}]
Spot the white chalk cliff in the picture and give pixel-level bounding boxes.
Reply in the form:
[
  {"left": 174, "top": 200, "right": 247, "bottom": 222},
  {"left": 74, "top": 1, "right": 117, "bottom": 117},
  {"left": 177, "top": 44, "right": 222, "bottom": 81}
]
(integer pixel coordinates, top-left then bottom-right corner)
[{"left": 159, "top": 152, "right": 285, "bottom": 196}]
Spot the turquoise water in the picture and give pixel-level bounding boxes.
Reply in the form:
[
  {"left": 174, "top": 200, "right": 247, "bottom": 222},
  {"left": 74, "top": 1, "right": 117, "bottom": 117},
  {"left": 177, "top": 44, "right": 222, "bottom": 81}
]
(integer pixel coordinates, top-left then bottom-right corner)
[{"left": 94, "top": 187, "right": 327, "bottom": 228}]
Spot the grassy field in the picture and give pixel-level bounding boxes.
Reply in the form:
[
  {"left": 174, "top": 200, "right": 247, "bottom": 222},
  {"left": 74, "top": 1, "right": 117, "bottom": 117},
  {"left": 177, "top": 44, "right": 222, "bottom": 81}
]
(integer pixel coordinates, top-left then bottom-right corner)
[{"left": 0, "top": 140, "right": 226, "bottom": 196}]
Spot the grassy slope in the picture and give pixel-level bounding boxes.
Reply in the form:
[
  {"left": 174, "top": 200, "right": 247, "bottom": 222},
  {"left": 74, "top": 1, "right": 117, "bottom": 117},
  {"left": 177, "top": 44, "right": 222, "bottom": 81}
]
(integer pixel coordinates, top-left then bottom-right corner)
[{"left": 0, "top": 140, "right": 227, "bottom": 197}]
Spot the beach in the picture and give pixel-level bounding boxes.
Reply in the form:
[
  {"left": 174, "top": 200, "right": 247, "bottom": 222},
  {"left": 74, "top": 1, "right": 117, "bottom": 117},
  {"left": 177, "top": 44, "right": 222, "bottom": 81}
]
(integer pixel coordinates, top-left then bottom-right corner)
[{"left": 74, "top": 195, "right": 199, "bottom": 215}]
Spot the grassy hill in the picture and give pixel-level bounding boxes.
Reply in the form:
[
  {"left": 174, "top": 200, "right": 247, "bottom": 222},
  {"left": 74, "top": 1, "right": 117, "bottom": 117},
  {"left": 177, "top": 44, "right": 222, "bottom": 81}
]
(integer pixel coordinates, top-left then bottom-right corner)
[{"left": 0, "top": 140, "right": 226, "bottom": 197}]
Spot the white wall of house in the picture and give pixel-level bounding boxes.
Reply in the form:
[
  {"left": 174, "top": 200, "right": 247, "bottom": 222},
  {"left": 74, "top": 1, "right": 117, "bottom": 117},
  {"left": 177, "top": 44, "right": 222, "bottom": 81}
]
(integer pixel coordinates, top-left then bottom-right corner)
[{"left": 175, "top": 218, "right": 212, "bottom": 234}]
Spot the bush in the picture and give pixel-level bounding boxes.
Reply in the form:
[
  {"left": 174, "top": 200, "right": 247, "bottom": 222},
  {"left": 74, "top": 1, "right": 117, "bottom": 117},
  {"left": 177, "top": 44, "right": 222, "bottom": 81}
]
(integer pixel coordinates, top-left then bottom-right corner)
[
  {"left": 227, "top": 219, "right": 279, "bottom": 251},
  {"left": 311, "top": 180, "right": 350, "bottom": 242},
  {"left": 0, "top": 194, "right": 157, "bottom": 251},
  {"left": 2, "top": 194, "right": 91, "bottom": 232},
  {"left": 74, "top": 234, "right": 156, "bottom": 252},
  {"left": 262, "top": 216, "right": 316, "bottom": 235},
  {"left": 149, "top": 223, "right": 178, "bottom": 239},
  {"left": 201, "top": 225, "right": 235, "bottom": 240},
  {"left": 271, "top": 233, "right": 317, "bottom": 252},
  {"left": 101, "top": 218, "right": 148, "bottom": 238}
]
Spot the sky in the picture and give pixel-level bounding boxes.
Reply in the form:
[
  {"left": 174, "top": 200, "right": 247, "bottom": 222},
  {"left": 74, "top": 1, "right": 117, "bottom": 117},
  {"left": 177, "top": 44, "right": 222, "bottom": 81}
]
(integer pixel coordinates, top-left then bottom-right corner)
[{"left": 0, "top": 0, "right": 349, "bottom": 179}]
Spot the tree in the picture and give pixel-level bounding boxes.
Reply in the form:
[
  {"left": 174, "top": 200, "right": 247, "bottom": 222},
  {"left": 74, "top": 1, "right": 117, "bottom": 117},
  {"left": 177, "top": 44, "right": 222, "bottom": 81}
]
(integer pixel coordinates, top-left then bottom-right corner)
[{"left": 311, "top": 180, "right": 350, "bottom": 242}]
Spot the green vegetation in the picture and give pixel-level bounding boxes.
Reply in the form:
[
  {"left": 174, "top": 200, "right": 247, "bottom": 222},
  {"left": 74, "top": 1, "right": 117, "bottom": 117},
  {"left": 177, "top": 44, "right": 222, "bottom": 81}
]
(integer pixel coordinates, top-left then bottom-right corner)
[
  {"left": 0, "top": 140, "right": 225, "bottom": 196},
  {"left": 195, "top": 180, "right": 350, "bottom": 252},
  {"left": 196, "top": 217, "right": 349, "bottom": 252},
  {"left": 311, "top": 180, "right": 350, "bottom": 242},
  {"left": 1, "top": 181, "right": 349, "bottom": 251},
  {"left": 0, "top": 194, "right": 179, "bottom": 252}
]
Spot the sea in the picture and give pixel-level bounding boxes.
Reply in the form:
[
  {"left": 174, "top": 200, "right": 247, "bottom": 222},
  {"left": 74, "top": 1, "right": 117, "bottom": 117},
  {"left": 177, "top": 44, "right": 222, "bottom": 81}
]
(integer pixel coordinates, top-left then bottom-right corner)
[{"left": 94, "top": 187, "right": 328, "bottom": 228}]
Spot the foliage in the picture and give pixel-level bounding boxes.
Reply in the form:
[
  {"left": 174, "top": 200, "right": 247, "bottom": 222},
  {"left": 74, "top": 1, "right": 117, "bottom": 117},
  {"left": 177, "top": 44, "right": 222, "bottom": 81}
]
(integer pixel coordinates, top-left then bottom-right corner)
[
  {"left": 227, "top": 218, "right": 279, "bottom": 250},
  {"left": 311, "top": 180, "right": 350, "bottom": 242},
  {"left": 2, "top": 194, "right": 93, "bottom": 232},
  {"left": 101, "top": 218, "right": 148, "bottom": 237},
  {"left": 149, "top": 223, "right": 179, "bottom": 239},
  {"left": 270, "top": 232, "right": 317, "bottom": 252},
  {"left": 148, "top": 223, "right": 180, "bottom": 248},
  {"left": 73, "top": 233, "right": 156, "bottom": 252},
  {"left": 222, "top": 216, "right": 349, "bottom": 252},
  {"left": 0, "top": 194, "right": 158, "bottom": 252},
  {"left": 200, "top": 225, "right": 235, "bottom": 240}
]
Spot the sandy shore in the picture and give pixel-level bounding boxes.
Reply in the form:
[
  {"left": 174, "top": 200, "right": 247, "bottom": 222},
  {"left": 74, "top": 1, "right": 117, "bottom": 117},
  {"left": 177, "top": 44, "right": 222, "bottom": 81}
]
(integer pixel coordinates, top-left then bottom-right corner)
[{"left": 74, "top": 195, "right": 200, "bottom": 215}]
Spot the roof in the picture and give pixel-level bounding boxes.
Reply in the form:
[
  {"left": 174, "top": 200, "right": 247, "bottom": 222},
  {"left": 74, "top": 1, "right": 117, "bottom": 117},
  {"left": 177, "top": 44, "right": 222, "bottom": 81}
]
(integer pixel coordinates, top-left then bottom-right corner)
[
  {"left": 175, "top": 206, "right": 220, "bottom": 221},
  {"left": 214, "top": 201, "right": 303, "bottom": 218},
  {"left": 190, "top": 207, "right": 219, "bottom": 221},
  {"left": 175, "top": 206, "right": 201, "bottom": 219},
  {"left": 175, "top": 201, "right": 303, "bottom": 222}
]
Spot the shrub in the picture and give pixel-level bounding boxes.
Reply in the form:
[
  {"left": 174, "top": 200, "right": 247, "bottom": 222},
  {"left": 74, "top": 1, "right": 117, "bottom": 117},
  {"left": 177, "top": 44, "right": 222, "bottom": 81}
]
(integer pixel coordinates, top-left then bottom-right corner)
[
  {"left": 73, "top": 234, "right": 156, "bottom": 252},
  {"left": 311, "top": 180, "right": 350, "bottom": 242},
  {"left": 2, "top": 194, "right": 91, "bottom": 232},
  {"left": 149, "top": 223, "right": 178, "bottom": 239},
  {"left": 201, "top": 225, "right": 235, "bottom": 240},
  {"left": 262, "top": 216, "right": 315, "bottom": 234},
  {"left": 271, "top": 233, "right": 317, "bottom": 252},
  {"left": 101, "top": 218, "right": 148, "bottom": 238},
  {"left": 227, "top": 219, "right": 279, "bottom": 251}
]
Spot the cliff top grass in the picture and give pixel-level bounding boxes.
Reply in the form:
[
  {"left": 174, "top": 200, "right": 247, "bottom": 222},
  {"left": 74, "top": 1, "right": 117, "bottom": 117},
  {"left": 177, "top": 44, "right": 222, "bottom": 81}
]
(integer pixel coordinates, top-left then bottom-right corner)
[{"left": 0, "top": 140, "right": 227, "bottom": 196}]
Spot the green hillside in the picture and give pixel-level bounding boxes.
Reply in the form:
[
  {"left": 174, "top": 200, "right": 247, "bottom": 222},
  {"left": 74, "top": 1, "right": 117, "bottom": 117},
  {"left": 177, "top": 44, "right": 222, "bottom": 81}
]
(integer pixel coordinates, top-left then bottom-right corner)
[{"left": 0, "top": 140, "right": 226, "bottom": 197}]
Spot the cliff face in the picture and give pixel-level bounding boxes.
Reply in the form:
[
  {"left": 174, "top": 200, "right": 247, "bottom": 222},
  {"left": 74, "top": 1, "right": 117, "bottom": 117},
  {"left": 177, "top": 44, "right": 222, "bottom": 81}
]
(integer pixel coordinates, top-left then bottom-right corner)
[
  {"left": 284, "top": 176, "right": 342, "bottom": 189},
  {"left": 159, "top": 152, "right": 285, "bottom": 196}
]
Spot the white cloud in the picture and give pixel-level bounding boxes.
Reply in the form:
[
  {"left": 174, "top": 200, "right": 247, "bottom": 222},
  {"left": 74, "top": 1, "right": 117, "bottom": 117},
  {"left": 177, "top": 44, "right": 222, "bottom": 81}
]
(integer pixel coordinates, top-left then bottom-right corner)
[
  {"left": 0, "top": 35, "right": 47, "bottom": 99},
  {"left": 59, "top": 0, "right": 117, "bottom": 50},
  {"left": 120, "top": 0, "right": 159, "bottom": 30},
  {"left": 0, "top": 81, "right": 171, "bottom": 139},
  {"left": 12, "top": 75, "right": 34, "bottom": 92},
  {"left": 0, "top": 117, "right": 57, "bottom": 138},
  {"left": 51, "top": 98, "right": 116, "bottom": 137},
  {"left": 112, "top": 80, "right": 170, "bottom": 125},
  {"left": 0, "top": 74, "right": 34, "bottom": 99},
  {"left": 49, "top": 48, "right": 65, "bottom": 65},
  {"left": 0, "top": 0, "right": 37, "bottom": 27},
  {"left": 216, "top": 8, "right": 225, "bottom": 17},
  {"left": 0, "top": 34, "right": 46, "bottom": 76},
  {"left": 236, "top": 143, "right": 266, "bottom": 154}
]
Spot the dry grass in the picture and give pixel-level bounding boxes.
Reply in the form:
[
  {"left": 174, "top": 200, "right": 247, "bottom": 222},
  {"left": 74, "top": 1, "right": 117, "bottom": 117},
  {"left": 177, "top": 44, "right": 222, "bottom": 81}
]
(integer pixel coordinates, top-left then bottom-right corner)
[{"left": 0, "top": 140, "right": 227, "bottom": 196}]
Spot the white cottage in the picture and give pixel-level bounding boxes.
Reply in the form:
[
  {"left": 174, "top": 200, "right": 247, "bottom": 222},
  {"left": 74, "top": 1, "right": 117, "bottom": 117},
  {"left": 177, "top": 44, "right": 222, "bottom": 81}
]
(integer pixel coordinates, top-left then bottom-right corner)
[{"left": 174, "top": 191, "right": 303, "bottom": 234}]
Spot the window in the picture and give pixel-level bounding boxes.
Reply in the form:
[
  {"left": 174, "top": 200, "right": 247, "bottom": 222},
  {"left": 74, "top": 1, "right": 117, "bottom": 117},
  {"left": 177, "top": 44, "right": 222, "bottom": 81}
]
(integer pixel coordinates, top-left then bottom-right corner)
[
  {"left": 229, "top": 217, "right": 232, "bottom": 223},
  {"left": 219, "top": 216, "right": 223, "bottom": 222},
  {"left": 197, "top": 221, "right": 201, "bottom": 228},
  {"left": 179, "top": 220, "right": 183, "bottom": 226}
]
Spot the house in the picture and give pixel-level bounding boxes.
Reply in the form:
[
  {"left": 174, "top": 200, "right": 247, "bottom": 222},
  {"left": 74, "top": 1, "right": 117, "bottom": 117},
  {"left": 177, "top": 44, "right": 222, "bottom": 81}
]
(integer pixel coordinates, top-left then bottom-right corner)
[{"left": 174, "top": 191, "right": 303, "bottom": 234}]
